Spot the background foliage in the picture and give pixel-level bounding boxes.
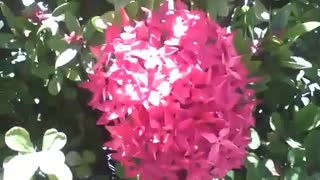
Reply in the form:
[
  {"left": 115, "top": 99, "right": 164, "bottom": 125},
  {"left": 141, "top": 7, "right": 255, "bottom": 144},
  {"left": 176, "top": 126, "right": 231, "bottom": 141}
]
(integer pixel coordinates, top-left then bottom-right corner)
[{"left": 0, "top": 0, "right": 320, "bottom": 179}]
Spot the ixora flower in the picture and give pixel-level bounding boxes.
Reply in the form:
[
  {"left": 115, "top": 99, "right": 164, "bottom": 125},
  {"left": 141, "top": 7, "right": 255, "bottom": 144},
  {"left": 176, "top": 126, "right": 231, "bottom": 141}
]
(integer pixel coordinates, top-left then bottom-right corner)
[{"left": 82, "top": 1, "right": 256, "bottom": 179}]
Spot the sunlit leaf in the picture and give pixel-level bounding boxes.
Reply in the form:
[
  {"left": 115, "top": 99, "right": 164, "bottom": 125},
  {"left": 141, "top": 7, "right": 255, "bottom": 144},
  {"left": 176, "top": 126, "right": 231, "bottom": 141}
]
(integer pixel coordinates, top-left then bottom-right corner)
[
  {"left": 5, "top": 127, "right": 34, "bottom": 153},
  {"left": 38, "top": 19, "right": 59, "bottom": 35},
  {"left": 55, "top": 48, "right": 78, "bottom": 68},
  {"left": 52, "top": 2, "right": 79, "bottom": 17},
  {"left": 282, "top": 56, "right": 312, "bottom": 69},
  {"left": 48, "top": 73, "right": 63, "bottom": 95},
  {"left": 254, "top": 0, "right": 270, "bottom": 21},
  {"left": 248, "top": 128, "right": 261, "bottom": 150},
  {"left": 285, "top": 21, "right": 320, "bottom": 42},
  {"left": 42, "top": 129, "right": 67, "bottom": 151}
]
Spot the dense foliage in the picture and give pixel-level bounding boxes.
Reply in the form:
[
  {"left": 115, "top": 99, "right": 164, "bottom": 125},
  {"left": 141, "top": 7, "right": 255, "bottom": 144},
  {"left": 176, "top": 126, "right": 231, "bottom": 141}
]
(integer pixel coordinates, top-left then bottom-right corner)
[{"left": 0, "top": 0, "right": 320, "bottom": 179}]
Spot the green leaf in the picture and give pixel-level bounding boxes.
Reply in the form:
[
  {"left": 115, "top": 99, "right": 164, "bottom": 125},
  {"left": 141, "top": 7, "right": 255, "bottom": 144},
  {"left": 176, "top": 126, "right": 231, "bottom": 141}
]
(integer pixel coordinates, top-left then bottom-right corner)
[
  {"left": 294, "top": 103, "right": 320, "bottom": 133},
  {"left": 83, "top": 21, "right": 96, "bottom": 41},
  {"left": 48, "top": 73, "right": 63, "bottom": 95},
  {"left": 106, "top": 0, "right": 131, "bottom": 10},
  {"left": 0, "top": 1, "right": 16, "bottom": 30},
  {"left": 0, "top": 134, "right": 5, "bottom": 149},
  {"left": 304, "top": 130, "right": 320, "bottom": 170},
  {"left": 62, "top": 86, "right": 77, "bottom": 100},
  {"left": 285, "top": 21, "right": 320, "bottom": 42},
  {"left": 55, "top": 48, "right": 78, "bottom": 68},
  {"left": 65, "top": 68, "right": 81, "bottom": 81},
  {"left": 3, "top": 154, "right": 38, "bottom": 180},
  {"left": 138, "top": 0, "right": 162, "bottom": 10},
  {"left": 52, "top": 2, "right": 79, "bottom": 17},
  {"left": 284, "top": 167, "right": 308, "bottom": 180},
  {"left": 82, "top": 150, "right": 96, "bottom": 164},
  {"left": 254, "top": 0, "right": 270, "bottom": 21},
  {"left": 21, "top": 0, "right": 35, "bottom": 6},
  {"left": 248, "top": 128, "right": 261, "bottom": 150},
  {"left": 5, "top": 127, "right": 34, "bottom": 153},
  {"left": 310, "top": 173, "right": 320, "bottom": 180},
  {"left": 31, "top": 62, "right": 55, "bottom": 79},
  {"left": 125, "top": 1, "right": 139, "bottom": 19},
  {"left": 287, "top": 148, "right": 305, "bottom": 167},
  {"left": 281, "top": 56, "right": 312, "bottom": 69},
  {"left": 65, "top": 151, "right": 84, "bottom": 166},
  {"left": 0, "top": 33, "right": 21, "bottom": 49},
  {"left": 264, "top": 159, "right": 280, "bottom": 176},
  {"left": 115, "top": 162, "right": 126, "bottom": 178},
  {"left": 48, "top": 38, "right": 68, "bottom": 53},
  {"left": 270, "top": 113, "right": 286, "bottom": 133},
  {"left": 271, "top": 4, "right": 291, "bottom": 29},
  {"left": 64, "top": 13, "right": 81, "bottom": 33},
  {"left": 91, "top": 16, "right": 108, "bottom": 32},
  {"left": 38, "top": 19, "right": 59, "bottom": 35},
  {"left": 74, "top": 164, "right": 92, "bottom": 179},
  {"left": 42, "top": 129, "right": 67, "bottom": 151},
  {"left": 206, "top": 0, "right": 229, "bottom": 19},
  {"left": 245, "top": 153, "right": 262, "bottom": 180}
]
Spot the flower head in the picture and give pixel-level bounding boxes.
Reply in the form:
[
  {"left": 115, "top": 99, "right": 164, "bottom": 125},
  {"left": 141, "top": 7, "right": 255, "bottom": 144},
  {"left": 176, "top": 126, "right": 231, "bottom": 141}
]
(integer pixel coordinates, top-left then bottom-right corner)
[{"left": 82, "top": 1, "right": 256, "bottom": 179}]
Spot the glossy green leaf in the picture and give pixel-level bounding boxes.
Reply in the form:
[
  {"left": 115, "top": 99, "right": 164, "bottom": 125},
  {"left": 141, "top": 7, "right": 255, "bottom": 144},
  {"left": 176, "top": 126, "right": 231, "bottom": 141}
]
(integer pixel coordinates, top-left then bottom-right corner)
[
  {"left": 0, "top": 1, "right": 16, "bottom": 30},
  {"left": 64, "top": 13, "right": 81, "bottom": 33},
  {"left": 106, "top": 0, "right": 131, "bottom": 10},
  {"left": 38, "top": 19, "right": 59, "bottom": 35},
  {"left": 206, "top": 0, "right": 229, "bottom": 19},
  {"left": 83, "top": 20, "right": 97, "bottom": 40},
  {"left": 271, "top": 4, "right": 291, "bottom": 29},
  {"left": 0, "top": 33, "right": 21, "bottom": 49},
  {"left": 65, "top": 68, "right": 81, "bottom": 81},
  {"left": 5, "top": 127, "right": 34, "bottom": 153},
  {"left": 31, "top": 62, "right": 55, "bottom": 79},
  {"left": 100, "top": 10, "right": 122, "bottom": 26},
  {"left": 254, "top": 0, "right": 270, "bottom": 21},
  {"left": 285, "top": 21, "right": 320, "bottom": 42},
  {"left": 125, "top": 1, "right": 139, "bottom": 19},
  {"left": 48, "top": 73, "right": 63, "bottom": 95},
  {"left": 304, "top": 130, "right": 320, "bottom": 170},
  {"left": 282, "top": 56, "right": 312, "bottom": 69},
  {"left": 42, "top": 129, "right": 67, "bottom": 151},
  {"left": 52, "top": 2, "right": 80, "bottom": 17},
  {"left": 91, "top": 16, "right": 108, "bottom": 32},
  {"left": 21, "top": 0, "right": 35, "bottom": 6},
  {"left": 55, "top": 48, "right": 78, "bottom": 68},
  {"left": 284, "top": 167, "right": 308, "bottom": 180},
  {"left": 48, "top": 38, "right": 68, "bottom": 53},
  {"left": 248, "top": 128, "right": 261, "bottom": 150},
  {"left": 287, "top": 148, "right": 305, "bottom": 167},
  {"left": 294, "top": 103, "right": 320, "bottom": 133}
]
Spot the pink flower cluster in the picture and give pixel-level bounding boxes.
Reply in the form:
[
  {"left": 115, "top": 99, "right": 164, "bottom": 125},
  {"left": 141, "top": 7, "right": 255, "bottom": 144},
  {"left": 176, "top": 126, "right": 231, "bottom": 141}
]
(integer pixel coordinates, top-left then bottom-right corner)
[{"left": 82, "top": 1, "right": 256, "bottom": 179}]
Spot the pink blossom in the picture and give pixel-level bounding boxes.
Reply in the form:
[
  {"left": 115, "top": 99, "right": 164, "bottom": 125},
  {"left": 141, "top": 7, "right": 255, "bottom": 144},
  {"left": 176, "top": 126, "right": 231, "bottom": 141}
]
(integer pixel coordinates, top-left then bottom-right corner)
[
  {"left": 64, "top": 31, "right": 83, "bottom": 44},
  {"left": 82, "top": 1, "right": 257, "bottom": 179}
]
